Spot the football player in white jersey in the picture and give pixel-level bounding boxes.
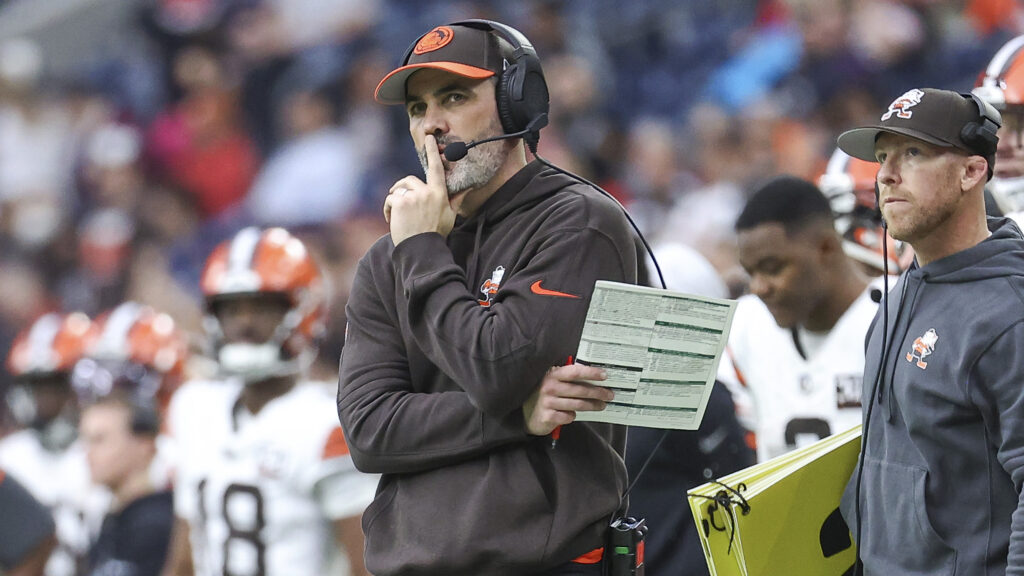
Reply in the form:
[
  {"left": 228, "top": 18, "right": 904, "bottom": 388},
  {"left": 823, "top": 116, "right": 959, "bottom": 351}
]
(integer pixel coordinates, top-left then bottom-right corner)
[
  {"left": 0, "top": 312, "right": 102, "bottom": 576},
  {"left": 717, "top": 175, "right": 883, "bottom": 461},
  {"left": 163, "top": 227, "right": 375, "bottom": 576}
]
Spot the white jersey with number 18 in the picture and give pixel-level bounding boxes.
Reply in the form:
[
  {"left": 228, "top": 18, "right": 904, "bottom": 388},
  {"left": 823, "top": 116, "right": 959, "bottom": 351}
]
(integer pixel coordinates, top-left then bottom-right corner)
[{"left": 168, "top": 379, "right": 377, "bottom": 576}]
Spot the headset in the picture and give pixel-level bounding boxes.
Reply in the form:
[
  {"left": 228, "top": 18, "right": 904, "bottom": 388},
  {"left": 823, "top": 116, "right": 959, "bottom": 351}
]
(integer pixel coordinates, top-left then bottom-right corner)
[
  {"left": 962, "top": 91, "right": 1002, "bottom": 153},
  {"left": 962, "top": 92, "right": 1002, "bottom": 179},
  {"left": 402, "top": 19, "right": 550, "bottom": 148},
  {"left": 129, "top": 401, "right": 160, "bottom": 436}
]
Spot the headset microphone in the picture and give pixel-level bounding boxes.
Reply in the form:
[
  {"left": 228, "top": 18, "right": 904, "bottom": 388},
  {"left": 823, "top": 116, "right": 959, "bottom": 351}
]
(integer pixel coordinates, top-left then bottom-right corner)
[
  {"left": 443, "top": 134, "right": 515, "bottom": 162},
  {"left": 443, "top": 114, "right": 548, "bottom": 162}
]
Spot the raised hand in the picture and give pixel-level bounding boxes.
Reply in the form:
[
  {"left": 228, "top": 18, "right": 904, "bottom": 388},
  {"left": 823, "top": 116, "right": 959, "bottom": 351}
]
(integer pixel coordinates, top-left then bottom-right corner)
[{"left": 384, "top": 134, "right": 466, "bottom": 245}]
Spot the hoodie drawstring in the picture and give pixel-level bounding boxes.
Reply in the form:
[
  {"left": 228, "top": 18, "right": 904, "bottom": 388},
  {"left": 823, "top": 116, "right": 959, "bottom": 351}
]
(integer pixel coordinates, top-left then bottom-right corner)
[
  {"left": 465, "top": 216, "right": 486, "bottom": 293},
  {"left": 878, "top": 274, "right": 921, "bottom": 422}
]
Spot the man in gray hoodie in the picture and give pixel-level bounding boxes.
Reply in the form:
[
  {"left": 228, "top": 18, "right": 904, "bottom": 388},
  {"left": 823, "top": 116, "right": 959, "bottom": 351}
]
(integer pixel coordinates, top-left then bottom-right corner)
[{"left": 837, "top": 87, "right": 1024, "bottom": 575}]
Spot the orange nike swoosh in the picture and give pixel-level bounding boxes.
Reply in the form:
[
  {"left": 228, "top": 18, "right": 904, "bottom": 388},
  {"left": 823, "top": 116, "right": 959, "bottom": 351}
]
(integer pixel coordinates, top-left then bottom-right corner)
[{"left": 530, "top": 280, "right": 581, "bottom": 299}]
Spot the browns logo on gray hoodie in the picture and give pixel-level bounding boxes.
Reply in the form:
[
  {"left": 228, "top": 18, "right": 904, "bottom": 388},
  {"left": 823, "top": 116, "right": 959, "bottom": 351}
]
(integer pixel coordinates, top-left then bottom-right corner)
[{"left": 338, "top": 161, "right": 638, "bottom": 576}]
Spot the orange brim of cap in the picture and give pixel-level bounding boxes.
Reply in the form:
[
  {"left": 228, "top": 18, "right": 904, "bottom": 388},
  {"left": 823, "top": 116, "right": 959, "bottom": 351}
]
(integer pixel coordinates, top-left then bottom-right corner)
[{"left": 374, "top": 62, "right": 495, "bottom": 104}]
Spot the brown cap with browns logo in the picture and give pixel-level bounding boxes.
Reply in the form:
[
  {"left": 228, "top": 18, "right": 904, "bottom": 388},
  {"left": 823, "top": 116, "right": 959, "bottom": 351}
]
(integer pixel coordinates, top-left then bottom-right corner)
[
  {"left": 837, "top": 88, "right": 1000, "bottom": 176},
  {"left": 375, "top": 24, "right": 510, "bottom": 105}
]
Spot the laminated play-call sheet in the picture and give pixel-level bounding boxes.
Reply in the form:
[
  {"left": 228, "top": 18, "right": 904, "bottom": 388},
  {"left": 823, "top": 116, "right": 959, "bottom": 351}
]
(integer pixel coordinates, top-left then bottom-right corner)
[{"left": 573, "top": 281, "right": 737, "bottom": 430}]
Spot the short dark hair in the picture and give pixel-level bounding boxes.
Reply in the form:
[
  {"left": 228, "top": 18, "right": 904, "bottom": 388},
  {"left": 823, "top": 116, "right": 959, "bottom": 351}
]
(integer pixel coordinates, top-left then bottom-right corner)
[{"left": 735, "top": 175, "right": 834, "bottom": 234}]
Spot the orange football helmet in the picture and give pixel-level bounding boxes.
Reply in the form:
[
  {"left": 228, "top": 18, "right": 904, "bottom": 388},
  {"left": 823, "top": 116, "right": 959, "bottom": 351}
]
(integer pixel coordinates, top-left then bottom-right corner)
[
  {"left": 975, "top": 35, "right": 1024, "bottom": 215},
  {"left": 974, "top": 35, "right": 1024, "bottom": 111},
  {"left": 71, "top": 302, "right": 189, "bottom": 413},
  {"left": 818, "top": 148, "right": 914, "bottom": 274},
  {"left": 200, "top": 227, "right": 326, "bottom": 380},
  {"left": 7, "top": 312, "right": 94, "bottom": 378},
  {"left": 5, "top": 312, "right": 94, "bottom": 439}
]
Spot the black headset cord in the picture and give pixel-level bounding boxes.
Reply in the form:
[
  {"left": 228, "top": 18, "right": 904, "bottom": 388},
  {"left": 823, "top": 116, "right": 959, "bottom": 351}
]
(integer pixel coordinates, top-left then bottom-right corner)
[
  {"left": 853, "top": 227, "right": 892, "bottom": 576},
  {"left": 531, "top": 149, "right": 673, "bottom": 523}
]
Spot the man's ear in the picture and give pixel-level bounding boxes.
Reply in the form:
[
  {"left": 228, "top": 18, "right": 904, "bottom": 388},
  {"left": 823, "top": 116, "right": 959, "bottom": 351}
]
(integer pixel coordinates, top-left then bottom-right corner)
[
  {"left": 962, "top": 155, "right": 988, "bottom": 191},
  {"left": 820, "top": 231, "right": 843, "bottom": 262},
  {"left": 813, "top": 223, "right": 842, "bottom": 262}
]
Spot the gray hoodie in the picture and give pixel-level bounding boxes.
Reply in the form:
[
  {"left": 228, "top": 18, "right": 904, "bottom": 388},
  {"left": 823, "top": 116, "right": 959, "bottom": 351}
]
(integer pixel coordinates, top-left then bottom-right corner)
[
  {"left": 842, "top": 218, "right": 1024, "bottom": 575},
  {"left": 338, "top": 161, "right": 637, "bottom": 576}
]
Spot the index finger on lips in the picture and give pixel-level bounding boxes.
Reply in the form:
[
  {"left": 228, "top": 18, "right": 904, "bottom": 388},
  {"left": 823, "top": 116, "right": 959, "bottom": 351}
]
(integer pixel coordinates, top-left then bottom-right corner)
[{"left": 424, "top": 134, "right": 446, "bottom": 194}]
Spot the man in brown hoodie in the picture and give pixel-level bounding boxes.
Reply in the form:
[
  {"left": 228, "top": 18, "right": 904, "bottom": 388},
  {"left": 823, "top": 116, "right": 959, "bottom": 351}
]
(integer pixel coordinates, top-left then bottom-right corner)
[{"left": 337, "top": 19, "right": 639, "bottom": 576}]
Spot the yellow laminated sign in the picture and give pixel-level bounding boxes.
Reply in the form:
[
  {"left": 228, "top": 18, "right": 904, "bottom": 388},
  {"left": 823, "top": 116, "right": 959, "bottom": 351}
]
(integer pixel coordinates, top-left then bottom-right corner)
[{"left": 687, "top": 425, "right": 862, "bottom": 576}]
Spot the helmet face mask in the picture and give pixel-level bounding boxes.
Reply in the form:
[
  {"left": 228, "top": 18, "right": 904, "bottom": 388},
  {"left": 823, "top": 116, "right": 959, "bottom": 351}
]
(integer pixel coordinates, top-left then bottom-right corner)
[
  {"left": 988, "top": 170, "right": 1024, "bottom": 215},
  {"left": 819, "top": 149, "right": 914, "bottom": 274},
  {"left": 5, "top": 312, "right": 93, "bottom": 437},
  {"left": 208, "top": 292, "right": 300, "bottom": 381},
  {"left": 200, "top": 228, "right": 326, "bottom": 383},
  {"left": 5, "top": 371, "right": 79, "bottom": 453},
  {"left": 217, "top": 342, "right": 286, "bottom": 380},
  {"left": 8, "top": 374, "right": 75, "bottom": 430}
]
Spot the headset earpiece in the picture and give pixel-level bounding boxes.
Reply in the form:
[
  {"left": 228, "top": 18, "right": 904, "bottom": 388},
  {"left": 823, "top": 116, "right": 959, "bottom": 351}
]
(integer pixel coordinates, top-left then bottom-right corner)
[
  {"left": 959, "top": 92, "right": 1002, "bottom": 180},
  {"left": 960, "top": 93, "right": 1001, "bottom": 154},
  {"left": 131, "top": 402, "right": 160, "bottom": 436},
  {"left": 449, "top": 19, "right": 550, "bottom": 144},
  {"left": 497, "top": 66, "right": 520, "bottom": 135}
]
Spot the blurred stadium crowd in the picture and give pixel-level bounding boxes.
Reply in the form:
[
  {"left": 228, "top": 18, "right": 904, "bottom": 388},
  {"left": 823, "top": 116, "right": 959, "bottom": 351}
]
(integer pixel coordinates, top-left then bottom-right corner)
[{"left": 0, "top": 0, "right": 1020, "bottom": 428}]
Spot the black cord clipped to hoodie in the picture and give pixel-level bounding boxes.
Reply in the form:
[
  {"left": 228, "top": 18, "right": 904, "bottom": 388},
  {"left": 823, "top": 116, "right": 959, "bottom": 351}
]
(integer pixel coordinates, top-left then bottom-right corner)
[
  {"left": 852, "top": 246, "right": 888, "bottom": 576},
  {"left": 464, "top": 216, "right": 487, "bottom": 293},
  {"left": 528, "top": 145, "right": 673, "bottom": 526},
  {"left": 853, "top": 220, "right": 913, "bottom": 575}
]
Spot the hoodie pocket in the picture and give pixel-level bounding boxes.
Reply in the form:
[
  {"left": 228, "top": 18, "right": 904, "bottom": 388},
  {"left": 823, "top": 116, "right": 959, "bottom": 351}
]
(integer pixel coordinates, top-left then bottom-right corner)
[
  {"left": 361, "top": 476, "right": 397, "bottom": 538},
  {"left": 858, "top": 457, "right": 956, "bottom": 575}
]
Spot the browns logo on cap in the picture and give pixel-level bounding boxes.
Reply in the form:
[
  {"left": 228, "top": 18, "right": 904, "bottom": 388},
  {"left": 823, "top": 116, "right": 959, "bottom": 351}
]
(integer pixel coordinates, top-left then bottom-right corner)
[
  {"left": 413, "top": 26, "right": 455, "bottom": 55},
  {"left": 375, "top": 23, "right": 510, "bottom": 105},
  {"left": 837, "top": 87, "right": 1000, "bottom": 179}
]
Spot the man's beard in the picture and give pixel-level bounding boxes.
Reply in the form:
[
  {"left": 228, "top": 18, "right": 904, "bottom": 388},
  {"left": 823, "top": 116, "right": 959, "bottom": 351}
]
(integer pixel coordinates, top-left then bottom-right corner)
[{"left": 420, "top": 119, "right": 509, "bottom": 196}]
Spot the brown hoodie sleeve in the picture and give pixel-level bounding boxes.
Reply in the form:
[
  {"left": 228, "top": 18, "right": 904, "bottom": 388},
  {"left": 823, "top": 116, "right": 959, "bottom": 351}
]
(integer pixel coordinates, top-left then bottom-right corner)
[
  {"left": 338, "top": 181, "right": 636, "bottom": 476},
  {"left": 337, "top": 245, "right": 529, "bottom": 474},
  {"left": 391, "top": 195, "right": 636, "bottom": 418}
]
